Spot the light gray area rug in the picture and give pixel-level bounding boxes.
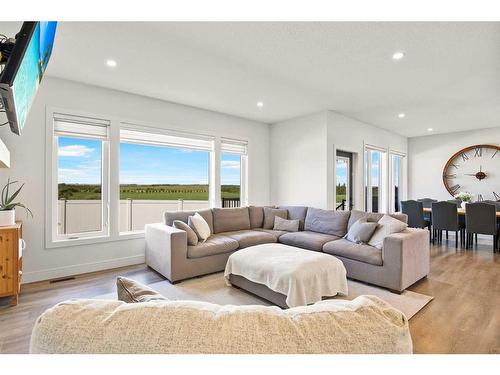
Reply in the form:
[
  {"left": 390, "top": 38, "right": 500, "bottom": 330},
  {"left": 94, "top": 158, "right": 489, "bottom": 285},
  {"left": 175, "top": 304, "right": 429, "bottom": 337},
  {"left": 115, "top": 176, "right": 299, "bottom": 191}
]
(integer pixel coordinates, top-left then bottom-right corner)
[{"left": 95, "top": 272, "right": 433, "bottom": 319}]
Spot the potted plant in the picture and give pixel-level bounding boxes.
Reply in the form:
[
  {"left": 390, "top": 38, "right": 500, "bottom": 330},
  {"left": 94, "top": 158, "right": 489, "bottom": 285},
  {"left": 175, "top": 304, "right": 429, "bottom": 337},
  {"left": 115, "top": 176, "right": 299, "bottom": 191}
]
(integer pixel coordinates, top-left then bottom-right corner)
[
  {"left": 454, "top": 191, "right": 473, "bottom": 209},
  {"left": 0, "top": 179, "right": 33, "bottom": 226}
]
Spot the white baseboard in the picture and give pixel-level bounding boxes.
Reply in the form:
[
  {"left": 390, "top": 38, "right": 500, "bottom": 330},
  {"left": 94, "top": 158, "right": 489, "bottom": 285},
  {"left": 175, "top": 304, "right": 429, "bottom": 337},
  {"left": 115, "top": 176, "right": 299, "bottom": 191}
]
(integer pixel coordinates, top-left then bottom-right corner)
[{"left": 21, "top": 254, "right": 145, "bottom": 284}]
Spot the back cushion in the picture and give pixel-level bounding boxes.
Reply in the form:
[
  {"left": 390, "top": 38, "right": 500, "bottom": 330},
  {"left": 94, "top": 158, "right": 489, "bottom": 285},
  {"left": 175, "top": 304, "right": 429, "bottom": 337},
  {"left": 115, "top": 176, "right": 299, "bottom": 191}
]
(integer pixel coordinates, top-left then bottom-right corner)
[
  {"left": 263, "top": 207, "right": 288, "bottom": 229},
  {"left": 278, "top": 206, "right": 308, "bottom": 230},
  {"left": 248, "top": 206, "right": 265, "bottom": 228},
  {"left": 347, "top": 210, "right": 407, "bottom": 230},
  {"left": 212, "top": 207, "right": 251, "bottom": 233},
  {"left": 305, "top": 207, "right": 350, "bottom": 237},
  {"left": 164, "top": 209, "right": 214, "bottom": 233}
]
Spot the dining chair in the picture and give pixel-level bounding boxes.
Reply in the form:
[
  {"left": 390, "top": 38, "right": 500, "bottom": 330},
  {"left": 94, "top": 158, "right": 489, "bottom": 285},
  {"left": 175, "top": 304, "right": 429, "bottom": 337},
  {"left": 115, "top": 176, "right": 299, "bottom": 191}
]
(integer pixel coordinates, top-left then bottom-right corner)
[
  {"left": 482, "top": 200, "right": 500, "bottom": 212},
  {"left": 417, "top": 198, "right": 438, "bottom": 209},
  {"left": 431, "top": 201, "right": 464, "bottom": 248},
  {"left": 447, "top": 199, "right": 462, "bottom": 207},
  {"left": 465, "top": 203, "right": 499, "bottom": 252},
  {"left": 401, "top": 200, "right": 431, "bottom": 233}
]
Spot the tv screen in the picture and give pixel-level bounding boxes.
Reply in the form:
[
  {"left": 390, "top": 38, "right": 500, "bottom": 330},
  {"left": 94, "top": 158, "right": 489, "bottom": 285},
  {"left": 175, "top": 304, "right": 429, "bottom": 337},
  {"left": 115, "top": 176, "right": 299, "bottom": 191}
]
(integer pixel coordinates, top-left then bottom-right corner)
[{"left": 0, "top": 21, "right": 57, "bottom": 135}]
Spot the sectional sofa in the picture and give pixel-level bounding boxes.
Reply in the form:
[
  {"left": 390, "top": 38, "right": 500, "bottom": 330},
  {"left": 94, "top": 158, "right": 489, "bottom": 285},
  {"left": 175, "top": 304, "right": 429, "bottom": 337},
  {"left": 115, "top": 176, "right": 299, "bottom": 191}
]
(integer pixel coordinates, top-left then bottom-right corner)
[{"left": 145, "top": 206, "right": 430, "bottom": 293}]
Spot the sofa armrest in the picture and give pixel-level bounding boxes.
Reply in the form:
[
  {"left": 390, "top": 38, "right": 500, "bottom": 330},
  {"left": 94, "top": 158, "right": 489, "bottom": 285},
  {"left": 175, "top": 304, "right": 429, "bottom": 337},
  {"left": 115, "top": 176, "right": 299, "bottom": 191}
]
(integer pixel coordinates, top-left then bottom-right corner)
[
  {"left": 382, "top": 228, "right": 430, "bottom": 290},
  {"left": 145, "top": 223, "right": 187, "bottom": 282}
]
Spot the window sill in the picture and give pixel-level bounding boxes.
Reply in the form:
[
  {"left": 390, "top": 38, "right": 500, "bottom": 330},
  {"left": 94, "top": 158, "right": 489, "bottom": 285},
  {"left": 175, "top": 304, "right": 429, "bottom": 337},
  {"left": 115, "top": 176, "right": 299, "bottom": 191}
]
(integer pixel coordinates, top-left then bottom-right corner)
[{"left": 46, "top": 231, "right": 145, "bottom": 249}]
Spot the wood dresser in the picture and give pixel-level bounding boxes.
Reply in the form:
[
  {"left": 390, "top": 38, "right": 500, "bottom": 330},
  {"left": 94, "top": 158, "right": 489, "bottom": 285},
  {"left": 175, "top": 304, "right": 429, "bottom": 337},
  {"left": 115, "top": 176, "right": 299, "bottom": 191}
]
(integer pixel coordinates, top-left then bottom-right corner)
[{"left": 0, "top": 222, "right": 23, "bottom": 306}]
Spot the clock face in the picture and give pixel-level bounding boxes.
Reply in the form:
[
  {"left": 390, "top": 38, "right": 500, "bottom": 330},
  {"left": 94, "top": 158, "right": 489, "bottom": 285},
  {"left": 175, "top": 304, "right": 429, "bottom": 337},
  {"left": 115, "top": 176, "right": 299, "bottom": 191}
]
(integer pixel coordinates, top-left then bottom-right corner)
[{"left": 443, "top": 144, "right": 500, "bottom": 201}]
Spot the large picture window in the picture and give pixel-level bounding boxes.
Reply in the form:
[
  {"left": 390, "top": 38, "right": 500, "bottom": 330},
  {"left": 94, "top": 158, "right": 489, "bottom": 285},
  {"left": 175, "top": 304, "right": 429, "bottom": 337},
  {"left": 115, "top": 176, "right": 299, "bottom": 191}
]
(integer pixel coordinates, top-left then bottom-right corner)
[
  {"left": 119, "top": 128, "right": 212, "bottom": 232},
  {"left": 364, "top": 146, "right": 387, "bottom": 213}
]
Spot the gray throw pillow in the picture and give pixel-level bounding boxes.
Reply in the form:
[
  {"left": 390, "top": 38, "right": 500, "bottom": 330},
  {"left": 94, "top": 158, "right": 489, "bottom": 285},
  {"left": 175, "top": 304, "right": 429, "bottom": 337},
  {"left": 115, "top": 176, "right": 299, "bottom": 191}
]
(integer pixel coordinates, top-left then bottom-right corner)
[
  {"left": 273, "top": 216, "right": 300, "bottom": 232},
  {"left": 116, "top": 277, "right": 169, "bottom": 303},
  {"left": 344, "top": 218, "right": 378, "bottom": 244},
  {"left": 173, "top": 220, "right": 199, "bottom": 246},
  {"left": 263, "top": 207, "right": 288, "bottom": 229}
]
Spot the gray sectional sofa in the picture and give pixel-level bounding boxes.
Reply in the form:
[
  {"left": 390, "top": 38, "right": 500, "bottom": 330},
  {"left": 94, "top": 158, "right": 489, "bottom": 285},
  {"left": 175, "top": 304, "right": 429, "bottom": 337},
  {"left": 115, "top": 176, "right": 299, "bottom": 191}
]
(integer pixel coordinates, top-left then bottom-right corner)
[{"left": 145, "top": 206, "right": 430, "bottom": 293}]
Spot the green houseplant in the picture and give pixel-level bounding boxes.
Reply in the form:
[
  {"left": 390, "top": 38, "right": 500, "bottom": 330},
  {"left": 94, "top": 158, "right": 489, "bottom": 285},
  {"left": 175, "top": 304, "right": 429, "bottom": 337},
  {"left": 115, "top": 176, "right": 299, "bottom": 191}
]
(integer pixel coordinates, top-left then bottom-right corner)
[{"left": 0, "top": 179, "right": 33, "bottom": 226}]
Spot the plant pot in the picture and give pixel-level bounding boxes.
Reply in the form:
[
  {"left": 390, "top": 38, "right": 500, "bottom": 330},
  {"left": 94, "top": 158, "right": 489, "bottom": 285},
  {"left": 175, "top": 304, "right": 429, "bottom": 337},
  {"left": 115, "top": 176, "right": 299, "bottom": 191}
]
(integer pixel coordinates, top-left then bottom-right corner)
[
  {"left": 0, "top": 210, "right": 16, "bottom": 226},
  {"left": 461, "top": 202, "right": 467, "bottom": 209}
]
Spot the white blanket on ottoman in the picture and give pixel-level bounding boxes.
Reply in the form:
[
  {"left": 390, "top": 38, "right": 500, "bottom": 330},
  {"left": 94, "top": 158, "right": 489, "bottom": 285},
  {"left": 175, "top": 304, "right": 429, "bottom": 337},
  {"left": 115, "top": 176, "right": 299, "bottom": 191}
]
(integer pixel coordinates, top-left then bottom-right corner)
[{"left": 224, "top": 243, "right": 348, "bottom": 307}]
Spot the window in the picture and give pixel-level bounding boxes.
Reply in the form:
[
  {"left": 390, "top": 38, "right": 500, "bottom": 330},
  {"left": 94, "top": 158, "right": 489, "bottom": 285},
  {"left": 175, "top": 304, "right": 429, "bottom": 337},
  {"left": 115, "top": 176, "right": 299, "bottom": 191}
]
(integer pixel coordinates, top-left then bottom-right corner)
[
  {"left": 390, "top": 152, "right": 405, "bottom": 213},
  {"left": 52, "top": 113, "right": 109, "bottom": 240},
  {"left": 364, "top": 146, "right": 387, "bottom": 213},
  {"left": 335, "top": 151, "right": 353, "bottom": 211},
  {"left": 119, "top": 127, "right": 213, "bottom": 232},
  {"left": 220, "top": 139, "right": 247, "bottom": 207}
]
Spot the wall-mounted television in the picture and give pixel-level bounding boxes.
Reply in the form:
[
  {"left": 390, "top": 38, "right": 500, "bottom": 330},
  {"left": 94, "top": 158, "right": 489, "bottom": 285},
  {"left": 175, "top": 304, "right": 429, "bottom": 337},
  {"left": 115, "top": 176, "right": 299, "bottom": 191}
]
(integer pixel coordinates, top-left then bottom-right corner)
[{"left": 0, "top": 21, "right": 57, "bottom": 135}]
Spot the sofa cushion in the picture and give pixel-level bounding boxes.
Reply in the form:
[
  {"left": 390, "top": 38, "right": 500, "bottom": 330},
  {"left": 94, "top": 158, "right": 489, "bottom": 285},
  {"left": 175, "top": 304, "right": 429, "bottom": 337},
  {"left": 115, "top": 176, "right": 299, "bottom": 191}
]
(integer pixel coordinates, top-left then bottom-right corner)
[
  {"left": 273, "top": 216, "right": 300, "bottom": 232},
  {"left": 224, "top": 230, "right": 277, "bottom": 248},
  {"left": 188, "top": 213, "right": 211, "bottom": 242},
  {"left": 263, "top": 207, "right": 288, "bottom": 229},
  {"left": 164, "top": 209, "right": 214, "bottom": 233},
  {"left": 254, "top": 228, "right": 288, "bottom": 239},
  {"left": 187, "top": 235, "right": 239, "bottom": 259},
  {"left": 323, "top": 239, "right": 383, "bottom": 266},
  {"left": 348, "top": 210, "right": 408, "bottom": 230},
  {"left": 212, "top": 207, "right": 251, "bottom": 234},
  {"left": 304, "top": 208, "right": 350, "bottom": 237},
  {"left": 173, "top": 220, "right": 198, "bottom": 246},
  {"left": 368, "top": 215, "right": 408, "bottom": 250},
  {"left": 278, "top": 206, "right": 308, "bottom": 230},
  {"left": 279, "top": 231, "right": 340, "bottom": 251},
  {"left": 248, "top": 206, "right": 265, "bottom": 228},
  {"left": 344, "top": 218, "right": 378, "bottom": 244},
  {"left": 116, "top": 277, "right": 169, "bottom": 303}
]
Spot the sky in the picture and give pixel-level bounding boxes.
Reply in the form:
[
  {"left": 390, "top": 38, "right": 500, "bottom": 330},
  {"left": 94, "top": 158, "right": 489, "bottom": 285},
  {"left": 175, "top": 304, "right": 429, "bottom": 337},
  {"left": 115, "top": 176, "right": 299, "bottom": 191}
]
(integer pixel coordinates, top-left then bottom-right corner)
[{"left": 58, "top": 137, "right": 241, "bottom": 185}]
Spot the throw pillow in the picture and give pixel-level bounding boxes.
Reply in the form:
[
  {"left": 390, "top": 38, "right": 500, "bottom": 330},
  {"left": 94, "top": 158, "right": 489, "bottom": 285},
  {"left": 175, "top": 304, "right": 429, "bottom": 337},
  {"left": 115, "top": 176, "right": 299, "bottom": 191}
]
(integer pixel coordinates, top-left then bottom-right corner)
[
  {"left": 273, "top": 216, "right": 300, "bottom": 232},
  {"left": 188, "top": 212, "right": 211, "bottom": 242},
  {"left": 173, "top": 220, "right": 198, "bottom": 246},
  {"left": 116, "top": 276, "right": 169, "bottom": 303},
  {"left": 368, "top": 214, "right": 408, "bottom": 249},
  {"left": 344, "top": 218, "right": 378, "bottom": 244},
  {"left": 263, "top": 207, "right": 288, "bottom": 229}
]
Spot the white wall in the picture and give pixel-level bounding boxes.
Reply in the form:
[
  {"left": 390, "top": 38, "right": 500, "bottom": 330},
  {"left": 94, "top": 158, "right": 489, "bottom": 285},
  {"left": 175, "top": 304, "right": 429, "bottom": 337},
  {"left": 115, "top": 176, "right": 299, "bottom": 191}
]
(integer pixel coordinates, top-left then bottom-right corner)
[
  {"left": 270, "top": 110, "right": 408, "bottom": 210},
  {"left": 269, "top": 112, "right": 328, "bottom": 207},
  {"left": 327, "top": 111, "right": 408, "bottom": 211},
  {"left": 0, "top": 77, "right": 271, "bottom": 283},
  {"left": 408, "top": 127, "right": 500, "bottom": 201}
]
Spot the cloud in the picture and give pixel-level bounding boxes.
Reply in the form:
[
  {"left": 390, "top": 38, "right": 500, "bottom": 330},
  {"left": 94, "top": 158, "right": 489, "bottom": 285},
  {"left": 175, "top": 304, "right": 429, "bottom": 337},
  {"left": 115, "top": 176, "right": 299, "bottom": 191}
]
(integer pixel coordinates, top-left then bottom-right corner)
[
  {"left": 221, "top": 160, "right": 240, "bottom": 169},
  {"left": 59, "top": 145, "right": 95, "bottom": 157}
]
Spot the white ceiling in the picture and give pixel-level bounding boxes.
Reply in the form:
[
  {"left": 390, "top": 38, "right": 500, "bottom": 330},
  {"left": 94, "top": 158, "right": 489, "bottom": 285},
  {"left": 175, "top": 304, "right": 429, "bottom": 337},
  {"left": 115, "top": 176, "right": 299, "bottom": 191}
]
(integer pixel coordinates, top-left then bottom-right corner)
[{"left": 1, "top": 22, "right": 499, "bottom": 137}]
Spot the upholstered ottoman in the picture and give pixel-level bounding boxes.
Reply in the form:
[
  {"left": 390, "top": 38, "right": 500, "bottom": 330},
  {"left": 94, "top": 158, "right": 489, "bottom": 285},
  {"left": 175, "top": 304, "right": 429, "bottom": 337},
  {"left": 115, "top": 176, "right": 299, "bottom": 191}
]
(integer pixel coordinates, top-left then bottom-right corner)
[{"left": 224, "top": 243, "right": 348, "bottom": 308}]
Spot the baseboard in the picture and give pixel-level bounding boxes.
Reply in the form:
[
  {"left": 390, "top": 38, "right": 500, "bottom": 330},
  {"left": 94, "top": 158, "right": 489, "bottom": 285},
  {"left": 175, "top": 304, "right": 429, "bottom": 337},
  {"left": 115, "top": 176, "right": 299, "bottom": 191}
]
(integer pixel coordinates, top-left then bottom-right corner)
[{"left": 21, "top": 255, "right": 145, "bottom": 284}]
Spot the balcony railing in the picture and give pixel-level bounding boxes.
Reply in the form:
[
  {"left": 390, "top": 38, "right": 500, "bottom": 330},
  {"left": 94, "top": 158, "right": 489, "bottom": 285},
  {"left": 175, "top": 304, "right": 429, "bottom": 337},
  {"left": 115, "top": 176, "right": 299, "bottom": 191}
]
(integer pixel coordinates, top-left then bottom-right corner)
[{"left": 222, "top": 197, "right": 240, "bottom": 208}]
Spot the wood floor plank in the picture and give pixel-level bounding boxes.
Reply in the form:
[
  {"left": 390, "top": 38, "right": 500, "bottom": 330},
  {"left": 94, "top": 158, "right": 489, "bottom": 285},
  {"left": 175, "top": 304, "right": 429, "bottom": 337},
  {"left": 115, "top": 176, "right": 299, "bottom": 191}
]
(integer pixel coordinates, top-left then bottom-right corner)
[{"left": 0, "top": 239, "right": 499, "bottom": 354}]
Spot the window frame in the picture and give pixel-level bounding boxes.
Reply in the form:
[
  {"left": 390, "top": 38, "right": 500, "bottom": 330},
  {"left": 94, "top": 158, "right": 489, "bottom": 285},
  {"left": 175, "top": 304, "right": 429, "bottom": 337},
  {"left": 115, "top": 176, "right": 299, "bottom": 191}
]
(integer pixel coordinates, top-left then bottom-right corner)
[
  {"left": 364, "top": 144, "right": 388, "bottom": 213},
  {"left": 389, "top": 150, "right": 406, "bottom": 213},
  {"left": 45, "top": 107, "right": 250, "bottom": 248}
]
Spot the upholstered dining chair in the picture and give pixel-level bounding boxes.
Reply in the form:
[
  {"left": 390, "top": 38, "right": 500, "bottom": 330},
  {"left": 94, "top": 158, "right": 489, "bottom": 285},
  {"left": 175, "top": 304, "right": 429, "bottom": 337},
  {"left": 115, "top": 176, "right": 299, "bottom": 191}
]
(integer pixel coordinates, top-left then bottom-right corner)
[
  {"left": 401, "top": 200, "right": 431, "bottom": 232},
  {"left": 465, "top": 203, "right": 499, "bottom": 252},
  {"left": 482, "top": 200, "right": 500, "bottom": 211},
  {"left": 447, "top": 199, "right": 462, "bottom": 207},
  {"left": 431, "top": 201, "right": 464, "bottom": 248},
  {"left": 417, "top": 198, "right": 438, "bottom": 209}
]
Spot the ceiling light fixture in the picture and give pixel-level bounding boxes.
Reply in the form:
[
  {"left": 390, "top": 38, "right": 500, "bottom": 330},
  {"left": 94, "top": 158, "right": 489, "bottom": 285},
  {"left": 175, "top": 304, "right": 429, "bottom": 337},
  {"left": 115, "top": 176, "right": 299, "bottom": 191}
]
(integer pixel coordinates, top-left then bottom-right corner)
[
  {"left": 398, "top": 113, "right": 406, "bottom": 118},
  {"left": 256, "top": 101, "right": 264, "bottom": 108},
  {"left": 106, "top": 59, "right": 117, "bottom": 67},
  {"left": 427, "top": 128, "right": 434, "bottom": 132},
  {"left": 392, "top": 51, "right": 405, "bottom": 60}
]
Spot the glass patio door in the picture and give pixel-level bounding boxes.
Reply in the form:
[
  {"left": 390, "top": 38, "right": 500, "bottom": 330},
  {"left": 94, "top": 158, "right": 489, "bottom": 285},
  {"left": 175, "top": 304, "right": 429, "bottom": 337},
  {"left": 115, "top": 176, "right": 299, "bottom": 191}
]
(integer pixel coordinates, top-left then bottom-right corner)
[{"left": 336, "top": 151, "right": 352, "bottom": 211}]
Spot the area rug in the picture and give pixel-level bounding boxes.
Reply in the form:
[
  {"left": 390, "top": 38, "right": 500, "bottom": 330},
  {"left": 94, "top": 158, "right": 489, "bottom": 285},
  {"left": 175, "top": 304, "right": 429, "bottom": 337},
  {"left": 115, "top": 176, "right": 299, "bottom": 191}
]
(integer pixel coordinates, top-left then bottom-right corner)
[{"left": 95, "top": 272, "right": 433, "bottom": 319}]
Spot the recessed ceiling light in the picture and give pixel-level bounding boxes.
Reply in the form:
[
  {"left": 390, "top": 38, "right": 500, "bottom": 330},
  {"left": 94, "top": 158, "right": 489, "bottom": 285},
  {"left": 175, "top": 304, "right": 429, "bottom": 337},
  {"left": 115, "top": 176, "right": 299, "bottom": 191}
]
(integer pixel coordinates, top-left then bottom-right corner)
[
  {"left": 427, "top": 128, "right": 434, "bottom": 132},
  {"left": 398, "top": 113, "right": 406, "bottom": 118},
  {"left": 106, "top": 59, "right": 117, "bottom": 67},
  {"left": 392, "top": 51, "right": 405, "bottom": 60},
  {"left": 256, "top": 101, "right": 264, "bottom": 108}
]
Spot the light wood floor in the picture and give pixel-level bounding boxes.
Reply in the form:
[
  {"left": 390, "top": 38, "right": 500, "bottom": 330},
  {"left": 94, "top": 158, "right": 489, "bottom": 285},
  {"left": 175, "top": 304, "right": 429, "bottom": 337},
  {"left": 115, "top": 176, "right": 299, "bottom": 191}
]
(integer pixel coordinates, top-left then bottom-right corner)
[{"left": 1, "top": 237, "right": 499, "bottom": 354}]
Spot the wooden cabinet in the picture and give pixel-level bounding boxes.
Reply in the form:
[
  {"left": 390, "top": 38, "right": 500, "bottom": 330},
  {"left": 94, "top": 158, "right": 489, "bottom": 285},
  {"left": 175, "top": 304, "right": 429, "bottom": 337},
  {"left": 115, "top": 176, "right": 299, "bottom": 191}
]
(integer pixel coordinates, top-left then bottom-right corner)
[{"left": 0, "top": 222, "right": 22, "bottom": 306}]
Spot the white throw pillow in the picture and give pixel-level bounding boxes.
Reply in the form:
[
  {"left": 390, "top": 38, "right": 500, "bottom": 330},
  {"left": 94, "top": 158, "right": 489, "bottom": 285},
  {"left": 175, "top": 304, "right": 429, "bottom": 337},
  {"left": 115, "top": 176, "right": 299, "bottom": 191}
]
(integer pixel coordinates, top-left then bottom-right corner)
[
  {"left": 188, "top": 212, "right": 211, "bottom": 243},
  {"left": 368, "top": 215, "right": 408, "bottom": 249}
]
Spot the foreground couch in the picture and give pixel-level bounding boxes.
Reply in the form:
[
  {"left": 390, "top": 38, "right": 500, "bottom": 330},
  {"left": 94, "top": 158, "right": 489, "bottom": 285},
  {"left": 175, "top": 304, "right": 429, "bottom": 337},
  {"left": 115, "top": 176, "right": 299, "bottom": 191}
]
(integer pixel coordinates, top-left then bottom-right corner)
[
  {"left": 30, "top": 295, "right": 412, "bottom": 354},
  {"left": 145, "top": 206, "right": 430, "bottom": 292}
]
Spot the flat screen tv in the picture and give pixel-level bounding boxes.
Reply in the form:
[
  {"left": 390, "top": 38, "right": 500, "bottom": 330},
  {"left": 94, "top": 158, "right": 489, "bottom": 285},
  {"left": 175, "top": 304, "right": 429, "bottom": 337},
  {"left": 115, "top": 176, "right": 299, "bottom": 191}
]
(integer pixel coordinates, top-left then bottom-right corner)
[{"left": 0, "top": 21, "right": 57, "bottom": 135}]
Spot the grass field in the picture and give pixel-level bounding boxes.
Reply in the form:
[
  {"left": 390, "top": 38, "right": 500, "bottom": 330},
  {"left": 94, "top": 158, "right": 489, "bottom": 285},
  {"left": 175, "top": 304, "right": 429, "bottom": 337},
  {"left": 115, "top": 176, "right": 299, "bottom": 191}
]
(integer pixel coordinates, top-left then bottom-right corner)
[{"left": 58, "top": 184, "right": 240, "bottom": 200}]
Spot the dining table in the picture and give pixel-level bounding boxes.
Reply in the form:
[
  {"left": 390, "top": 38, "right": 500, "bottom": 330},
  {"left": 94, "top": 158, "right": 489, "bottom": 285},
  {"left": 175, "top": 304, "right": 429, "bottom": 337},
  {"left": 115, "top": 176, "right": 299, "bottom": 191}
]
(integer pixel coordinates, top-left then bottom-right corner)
[{"left": 423, "top": 207, "right": 500, "bottom": 218}]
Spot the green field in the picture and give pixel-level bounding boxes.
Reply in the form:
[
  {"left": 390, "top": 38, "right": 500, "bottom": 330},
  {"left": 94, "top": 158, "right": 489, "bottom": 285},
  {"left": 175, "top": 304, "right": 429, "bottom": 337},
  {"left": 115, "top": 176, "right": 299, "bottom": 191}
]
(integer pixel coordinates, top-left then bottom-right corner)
[{"left": 58, "top": 184, "right": 240, "bottom": 200}]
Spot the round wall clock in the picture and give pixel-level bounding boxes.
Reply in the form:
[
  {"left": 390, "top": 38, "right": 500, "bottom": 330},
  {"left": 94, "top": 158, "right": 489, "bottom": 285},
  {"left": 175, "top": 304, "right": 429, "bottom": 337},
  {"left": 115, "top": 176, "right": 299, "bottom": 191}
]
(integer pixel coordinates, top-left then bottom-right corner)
[{"left": 443, "top": 144, "right": 500, "bottom": 201}]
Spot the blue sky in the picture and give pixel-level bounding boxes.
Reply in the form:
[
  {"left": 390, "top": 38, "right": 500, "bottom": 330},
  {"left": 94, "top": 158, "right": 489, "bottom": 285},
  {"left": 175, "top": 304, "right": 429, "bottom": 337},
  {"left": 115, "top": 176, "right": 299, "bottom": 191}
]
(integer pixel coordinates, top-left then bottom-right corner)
[{"left": 58, "top": 137, "right": 241, "bottom": 185}]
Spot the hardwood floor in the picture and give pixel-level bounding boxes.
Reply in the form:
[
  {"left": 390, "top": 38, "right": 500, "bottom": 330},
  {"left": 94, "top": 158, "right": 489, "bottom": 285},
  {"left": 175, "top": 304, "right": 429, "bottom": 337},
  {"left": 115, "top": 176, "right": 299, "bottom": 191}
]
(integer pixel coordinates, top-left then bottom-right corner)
[{"left": 1, "top": 237, "right": 499, "bottom": 354}]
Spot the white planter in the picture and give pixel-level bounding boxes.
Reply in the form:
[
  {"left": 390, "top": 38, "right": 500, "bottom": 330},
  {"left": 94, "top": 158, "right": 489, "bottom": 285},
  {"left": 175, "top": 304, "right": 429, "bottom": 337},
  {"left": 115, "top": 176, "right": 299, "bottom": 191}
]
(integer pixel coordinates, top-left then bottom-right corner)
[
  {"left": 461, "top": 202, "right": 467, "bottom": 209},
  {"left": 0, "top": 210, "right": 16, "bottom": 226}
]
